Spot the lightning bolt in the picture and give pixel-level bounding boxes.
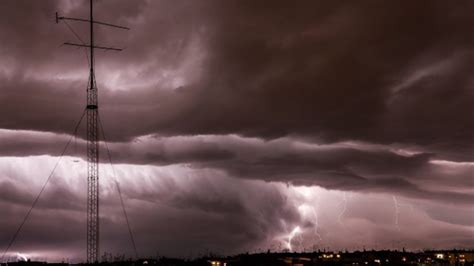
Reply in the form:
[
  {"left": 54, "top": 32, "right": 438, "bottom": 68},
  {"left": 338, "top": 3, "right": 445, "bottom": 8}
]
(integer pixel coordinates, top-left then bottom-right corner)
[
  {"left": 287, "top": 226, "right": 302, "bottom": 251},
  {"left": 17, "top": 253, "right": 28, "bottom": 262},
  {"left": 298, "top": 203, "right": 322, "bottom": 243},
  {"left": 392, "top": 196, "right": 401, "bottom": 231},
  {"left": 310, "top": 204, "right": 323, "bottom": 242},
  {"left": 338, "top": 192, "right": 348, "bottom": 225},
  {"left": 290, "top": 186, "right": 323, "bottom": 250}
]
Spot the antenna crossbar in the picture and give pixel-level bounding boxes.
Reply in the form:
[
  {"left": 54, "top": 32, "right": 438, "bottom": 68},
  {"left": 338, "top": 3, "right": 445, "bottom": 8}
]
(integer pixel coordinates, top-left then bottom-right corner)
[
  {"left": 64, "top": 42, "right": 123, "bottom": 51},
  {"left": 56, "top": 12, "right": 129, "bottom": 30}
]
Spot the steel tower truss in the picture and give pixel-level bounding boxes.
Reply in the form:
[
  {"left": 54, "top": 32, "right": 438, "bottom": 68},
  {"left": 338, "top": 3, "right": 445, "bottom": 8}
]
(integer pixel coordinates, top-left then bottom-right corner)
[{"left": 56, "top": 0, "right": 128, "bottom": 262}]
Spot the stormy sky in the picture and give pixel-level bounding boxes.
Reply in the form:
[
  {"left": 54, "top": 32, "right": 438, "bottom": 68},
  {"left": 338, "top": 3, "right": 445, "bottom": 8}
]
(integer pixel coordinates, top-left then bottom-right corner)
[{"left": 0, "top": 0, "right": 473, "bottom": 262}]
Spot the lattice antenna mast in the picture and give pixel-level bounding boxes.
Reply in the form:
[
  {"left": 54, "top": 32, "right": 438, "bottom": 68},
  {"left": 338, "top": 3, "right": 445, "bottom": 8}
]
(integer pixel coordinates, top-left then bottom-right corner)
[{"left": 56, "top": 1, "right": 129, "bottom": 263}]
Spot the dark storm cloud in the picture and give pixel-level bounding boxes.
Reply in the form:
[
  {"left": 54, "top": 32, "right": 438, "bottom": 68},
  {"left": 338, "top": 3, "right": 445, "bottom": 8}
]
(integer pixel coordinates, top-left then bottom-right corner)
[
  {"left": 152, "top": 0, "right": 474, "bottom": 146},
  {"left": 0, "top": 0, "right": 472, "bottom": 153}
]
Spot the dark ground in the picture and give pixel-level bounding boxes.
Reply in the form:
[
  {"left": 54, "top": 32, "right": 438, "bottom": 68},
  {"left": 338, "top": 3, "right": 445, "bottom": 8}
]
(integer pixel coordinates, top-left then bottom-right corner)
[{"left": 1, "top": 249, "right": 473, "bottom": 266}]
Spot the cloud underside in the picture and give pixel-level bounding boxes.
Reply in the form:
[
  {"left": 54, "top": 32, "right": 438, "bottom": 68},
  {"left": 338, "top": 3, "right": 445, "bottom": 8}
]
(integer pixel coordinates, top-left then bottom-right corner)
[{"left": 0, "top": 130, "right": 472, "bottom": 206}]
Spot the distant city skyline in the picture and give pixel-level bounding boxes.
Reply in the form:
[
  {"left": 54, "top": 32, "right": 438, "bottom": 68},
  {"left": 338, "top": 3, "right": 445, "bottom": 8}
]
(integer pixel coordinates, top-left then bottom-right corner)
[{"left": 0, "top": 0, "right": 472, "bottom": 262}]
